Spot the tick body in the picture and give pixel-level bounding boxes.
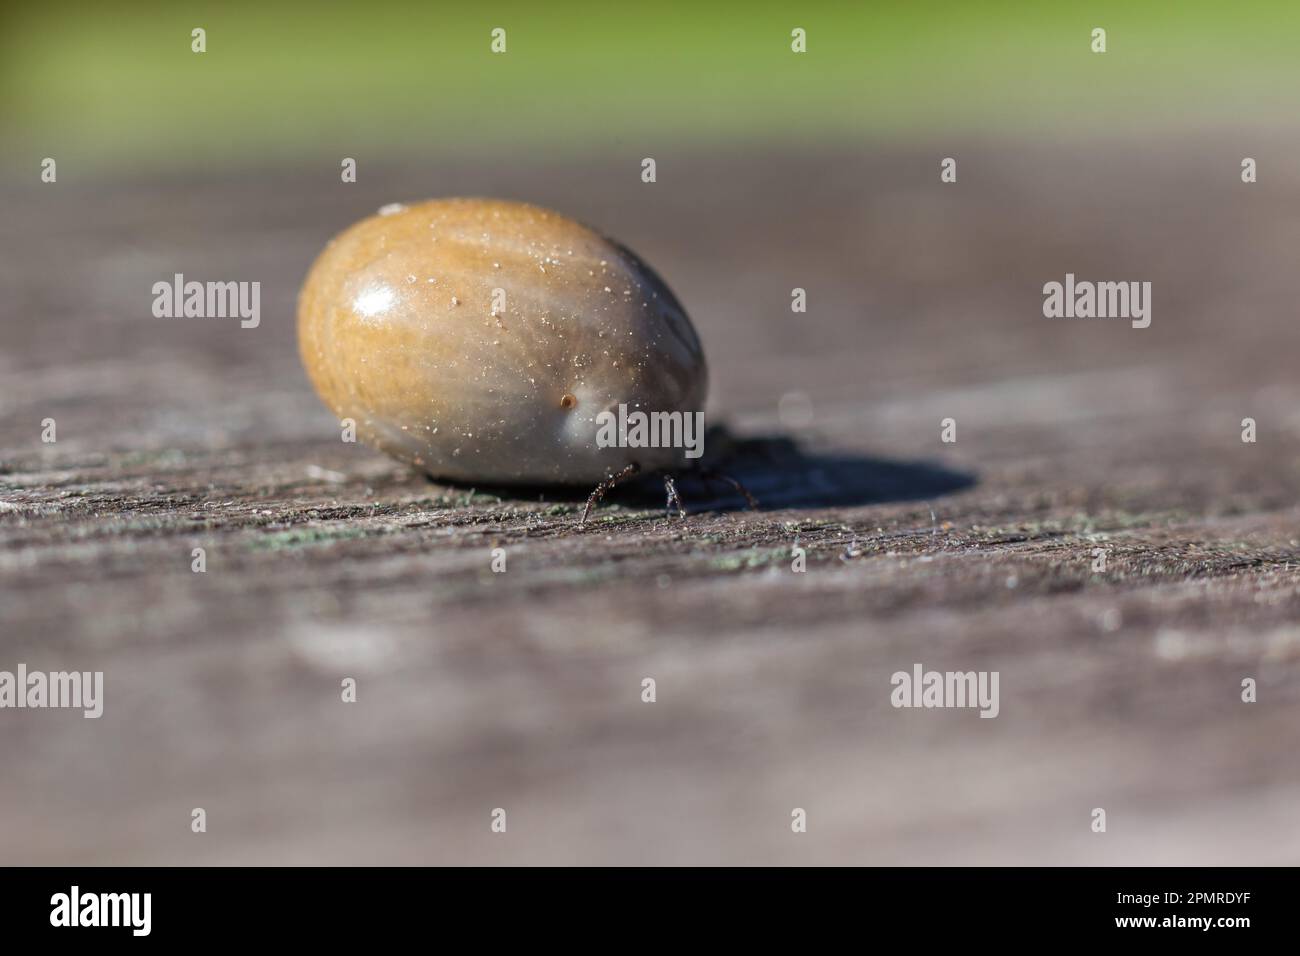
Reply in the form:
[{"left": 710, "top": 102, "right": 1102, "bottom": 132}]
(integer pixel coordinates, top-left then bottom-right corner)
[{"left": 298, "top": 198, "right": 708, "bottom": 486}]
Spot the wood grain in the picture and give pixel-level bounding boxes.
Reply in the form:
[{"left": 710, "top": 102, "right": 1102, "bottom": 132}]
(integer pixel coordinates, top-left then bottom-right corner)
[{"left": 2, "top": 140, "right": 1299, "bottom": 864}]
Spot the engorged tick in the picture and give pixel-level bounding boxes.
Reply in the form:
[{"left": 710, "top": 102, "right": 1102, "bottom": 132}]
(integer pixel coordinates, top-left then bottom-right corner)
[{"left": 297, "top": 198, "right": 755, "bottom": 524}]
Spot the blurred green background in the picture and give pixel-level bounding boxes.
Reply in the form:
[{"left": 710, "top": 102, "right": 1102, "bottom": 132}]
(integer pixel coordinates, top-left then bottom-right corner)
[{"left": 5, "top": 0, "right": 1299, "bottom": 171}]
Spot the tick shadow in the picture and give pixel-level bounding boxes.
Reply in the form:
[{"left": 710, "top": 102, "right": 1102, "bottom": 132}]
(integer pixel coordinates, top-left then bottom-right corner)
[
  {"left": 469, "top": 429, "right": 977, "bottom": 514},
  {"left": 648, "top": 430, "right": 976, "bottom": 512}
]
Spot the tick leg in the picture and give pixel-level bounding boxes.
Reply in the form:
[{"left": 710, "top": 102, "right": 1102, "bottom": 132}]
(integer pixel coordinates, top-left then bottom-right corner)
[
  {"left": 700, "top": 467, "right": 759, "bottom": 511},
  {"left": 580, "top": 462, "right": 641, "bottom": 526},
  {"left": 663, "top": 473, "right": 686, "bottom": 519}
]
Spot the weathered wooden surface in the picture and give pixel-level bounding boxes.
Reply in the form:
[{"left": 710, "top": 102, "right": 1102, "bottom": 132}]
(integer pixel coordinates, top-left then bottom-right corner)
[{"left": 2, "top": 141, "right": 1299, "bottom": 864}]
